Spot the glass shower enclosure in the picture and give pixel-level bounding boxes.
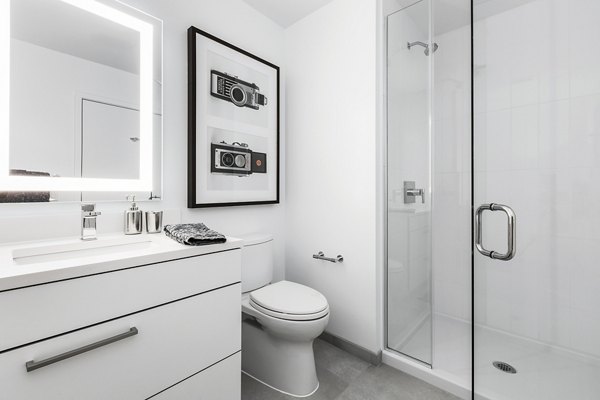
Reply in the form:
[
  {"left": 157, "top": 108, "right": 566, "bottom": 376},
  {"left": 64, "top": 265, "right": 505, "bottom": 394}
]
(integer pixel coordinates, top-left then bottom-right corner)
[
  {"left": 385, "top": 0, "right": 471, "bottom": 384},
  {"left": 386, "top": 0, "right": 600, "bottom": 398},
  {"left": 386, "top": 0, "right": 434, "bottom": 367}
]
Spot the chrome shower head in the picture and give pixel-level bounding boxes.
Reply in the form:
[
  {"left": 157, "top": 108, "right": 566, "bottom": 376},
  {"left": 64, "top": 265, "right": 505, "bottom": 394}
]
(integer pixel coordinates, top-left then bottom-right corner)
[
  {"left": 425, "top": 43, "right": 438, "bottom": 56},
  {"left": 407, "top": 41, "right": 438, "bottom": 56}
]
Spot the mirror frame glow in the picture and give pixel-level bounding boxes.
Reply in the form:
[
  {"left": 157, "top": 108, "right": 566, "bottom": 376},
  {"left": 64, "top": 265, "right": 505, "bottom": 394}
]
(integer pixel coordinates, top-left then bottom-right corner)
[{"left": 0, "top": 0, "right": 154, "bottom": 192}]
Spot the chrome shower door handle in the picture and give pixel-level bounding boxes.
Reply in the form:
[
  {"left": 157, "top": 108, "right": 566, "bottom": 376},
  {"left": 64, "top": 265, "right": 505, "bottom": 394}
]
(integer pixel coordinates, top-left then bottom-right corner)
[{"left": 475, "top": 203, "right": 516, "bottom": 261}]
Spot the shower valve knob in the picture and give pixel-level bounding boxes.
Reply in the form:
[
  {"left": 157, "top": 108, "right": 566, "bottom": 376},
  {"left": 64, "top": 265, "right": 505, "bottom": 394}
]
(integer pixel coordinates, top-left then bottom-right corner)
[{"left": 403, "top": 181, "right": 425, "bottom": 204}]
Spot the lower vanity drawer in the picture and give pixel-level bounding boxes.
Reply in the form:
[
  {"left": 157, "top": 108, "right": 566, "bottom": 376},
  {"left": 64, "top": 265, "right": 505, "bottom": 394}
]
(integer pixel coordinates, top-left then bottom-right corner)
[
  {"left": 0, "top": 283, "right": 241, "bottom": 400},
  {"left": 150, "top": 352, "right": 241, "bottom": 400}
]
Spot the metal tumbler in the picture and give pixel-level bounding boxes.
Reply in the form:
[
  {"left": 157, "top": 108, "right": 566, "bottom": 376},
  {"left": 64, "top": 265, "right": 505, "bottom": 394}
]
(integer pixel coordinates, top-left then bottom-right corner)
[{"left": 145, "top": 211, "right": 163, "bottom": 233}]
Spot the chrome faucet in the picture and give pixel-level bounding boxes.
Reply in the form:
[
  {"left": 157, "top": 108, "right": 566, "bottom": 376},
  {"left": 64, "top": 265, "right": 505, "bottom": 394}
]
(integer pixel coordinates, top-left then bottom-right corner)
[{"left": 81, "top": 204, "right": 101, "bottom": 241}]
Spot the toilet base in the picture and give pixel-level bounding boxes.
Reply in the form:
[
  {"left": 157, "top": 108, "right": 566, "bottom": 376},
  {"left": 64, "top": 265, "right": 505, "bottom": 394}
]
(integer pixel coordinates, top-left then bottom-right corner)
[
  {"left": 242, "top": 370, "right": 320, "bottom": 398},
  {"left": 241, "top": 318, "right": 321, "bottom": 397}
]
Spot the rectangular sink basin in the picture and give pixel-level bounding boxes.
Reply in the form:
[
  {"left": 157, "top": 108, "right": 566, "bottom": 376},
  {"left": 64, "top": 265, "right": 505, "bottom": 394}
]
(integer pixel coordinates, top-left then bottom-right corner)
[{"left": 12, "top": 236, "right": 153, "bottom": 264}]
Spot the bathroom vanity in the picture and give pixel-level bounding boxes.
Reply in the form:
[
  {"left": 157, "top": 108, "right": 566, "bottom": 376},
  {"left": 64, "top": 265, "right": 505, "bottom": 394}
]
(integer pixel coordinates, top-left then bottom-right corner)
[{"left": 0, "top": 235, "right": 242, "bottom": 399}]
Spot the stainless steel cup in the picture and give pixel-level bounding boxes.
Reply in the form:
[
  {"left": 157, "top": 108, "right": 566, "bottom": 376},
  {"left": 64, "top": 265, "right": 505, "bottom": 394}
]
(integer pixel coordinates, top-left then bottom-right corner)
[{"left": 145, "top": 211, "right": 163, "bottom": 233}]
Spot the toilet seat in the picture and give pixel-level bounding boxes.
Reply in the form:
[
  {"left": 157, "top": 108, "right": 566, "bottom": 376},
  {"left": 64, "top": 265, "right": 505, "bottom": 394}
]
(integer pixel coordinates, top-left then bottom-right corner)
[
  {"left": 249, "top": 280, "right": 329, "bottom": 321},
  {"left": 249, "top": 299, "right": 329, "bottom": 321}
]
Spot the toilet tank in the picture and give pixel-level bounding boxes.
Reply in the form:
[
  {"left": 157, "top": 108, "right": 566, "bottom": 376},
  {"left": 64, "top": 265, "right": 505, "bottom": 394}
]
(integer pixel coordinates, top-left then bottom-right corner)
[{"left": 240, "top": 233, "right": 274, "bottom": 293}]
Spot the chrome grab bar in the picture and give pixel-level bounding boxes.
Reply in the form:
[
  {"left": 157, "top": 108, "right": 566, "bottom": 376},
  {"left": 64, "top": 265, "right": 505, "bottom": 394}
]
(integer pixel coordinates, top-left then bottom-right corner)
[
  {"left": 313, "top": 251, "right": 343, "bottom": 263},
  {"left": 475, "top": 203, "right": 516, "bottom": 261},
  {"left": 25, "top": 327, "right": 138, "bottom": 372}
]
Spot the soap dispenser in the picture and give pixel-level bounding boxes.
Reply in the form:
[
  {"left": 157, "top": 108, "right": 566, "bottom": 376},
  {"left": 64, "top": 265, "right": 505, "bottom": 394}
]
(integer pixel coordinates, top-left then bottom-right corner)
[{"left": 124, "top": 195, "right": 143, "bottom": 235}]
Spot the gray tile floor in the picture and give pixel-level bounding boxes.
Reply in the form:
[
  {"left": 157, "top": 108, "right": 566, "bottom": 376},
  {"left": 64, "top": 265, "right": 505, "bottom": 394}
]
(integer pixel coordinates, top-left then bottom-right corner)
[{"left": 242, "top": 339, "right": 461, "bottom": 400}]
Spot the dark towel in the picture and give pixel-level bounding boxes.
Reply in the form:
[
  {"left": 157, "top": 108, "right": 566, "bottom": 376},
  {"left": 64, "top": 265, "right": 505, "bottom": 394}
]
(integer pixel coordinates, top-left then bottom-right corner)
[
  {"left": 0, "top": 169, "right": 51, "bottom": 203},
  {"left": 164, "top": 223, "right": 226, "bottom": 246}
]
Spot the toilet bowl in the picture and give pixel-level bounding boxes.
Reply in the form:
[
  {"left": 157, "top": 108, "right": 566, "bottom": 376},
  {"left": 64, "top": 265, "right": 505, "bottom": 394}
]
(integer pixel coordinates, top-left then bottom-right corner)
[{"left": 239, "top": 235, "right": 329, "bottom": 398}]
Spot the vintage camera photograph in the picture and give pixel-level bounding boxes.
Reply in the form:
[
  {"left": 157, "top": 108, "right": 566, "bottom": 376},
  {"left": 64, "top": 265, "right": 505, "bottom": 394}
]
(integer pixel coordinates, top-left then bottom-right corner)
[
  {"left": 188, "top": 26, "right": 279, "bottom": 207},
  {"left": 210, "top": 142, "right": 267, "bottom": 177},
  {"left": 207, "top": 51, "right": 271, "bottom": 129},
  {"left": 210, "top": 70, "right": 268, "bottom": 111},
  {"left": 207, "top": 127, "right": 268, "bottom": 192}
]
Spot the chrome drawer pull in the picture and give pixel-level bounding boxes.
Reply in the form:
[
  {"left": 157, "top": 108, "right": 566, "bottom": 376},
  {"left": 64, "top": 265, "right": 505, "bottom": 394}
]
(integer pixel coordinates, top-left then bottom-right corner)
[{"left": 25, "top": 327, "right": 138, "bottom": 372}]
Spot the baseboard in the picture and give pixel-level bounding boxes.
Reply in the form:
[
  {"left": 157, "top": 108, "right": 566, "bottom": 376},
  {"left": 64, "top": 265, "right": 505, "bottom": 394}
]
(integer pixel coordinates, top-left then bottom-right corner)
[{"left": 318, "top": 331, "right": 382, "bottom": 366}]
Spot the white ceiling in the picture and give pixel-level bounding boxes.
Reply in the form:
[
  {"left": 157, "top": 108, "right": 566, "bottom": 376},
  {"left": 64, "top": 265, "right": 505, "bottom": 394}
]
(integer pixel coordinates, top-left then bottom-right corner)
[{"left": 242, "top": 0, "right": 335, "bottom": 28}]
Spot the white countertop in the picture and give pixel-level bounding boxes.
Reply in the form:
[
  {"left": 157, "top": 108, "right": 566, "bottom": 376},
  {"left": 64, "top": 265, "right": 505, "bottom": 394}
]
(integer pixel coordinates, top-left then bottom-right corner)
[{"left": 0, "top": 234, "right": 243, "bottom": 292}]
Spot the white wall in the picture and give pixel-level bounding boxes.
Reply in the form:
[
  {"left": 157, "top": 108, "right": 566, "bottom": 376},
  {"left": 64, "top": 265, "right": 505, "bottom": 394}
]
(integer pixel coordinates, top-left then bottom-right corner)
[
  {"left": 0, "top": 0, "right": 287, "bottom": 281},
  {"left": 284, "top": 0, "right": 379, "bottom": 352}
]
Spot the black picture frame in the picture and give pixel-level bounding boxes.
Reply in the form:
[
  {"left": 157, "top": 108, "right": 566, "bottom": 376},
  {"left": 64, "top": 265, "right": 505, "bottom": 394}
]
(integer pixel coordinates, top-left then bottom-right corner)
[{"left": 187, "top": 26, "right": 280, "bottom": 208}]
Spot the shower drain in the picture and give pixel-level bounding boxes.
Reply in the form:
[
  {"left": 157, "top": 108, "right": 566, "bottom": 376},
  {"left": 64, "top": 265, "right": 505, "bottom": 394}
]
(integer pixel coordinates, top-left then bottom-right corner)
[{"left": 493, "top": 361, "right": 517, "bottom": 374}]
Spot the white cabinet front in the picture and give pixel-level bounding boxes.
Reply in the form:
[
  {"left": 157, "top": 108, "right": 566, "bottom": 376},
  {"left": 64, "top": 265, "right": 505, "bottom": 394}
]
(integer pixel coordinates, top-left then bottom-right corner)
[
  {"left": 150, "top": 352, "right": 241, "bottom": 400},
  {"left": 0, "top": 283, "right": 241, "bottom": 400}
]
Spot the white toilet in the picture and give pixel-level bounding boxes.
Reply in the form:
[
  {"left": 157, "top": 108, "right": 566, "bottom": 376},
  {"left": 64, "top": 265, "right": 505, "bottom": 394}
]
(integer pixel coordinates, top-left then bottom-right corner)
[{"left": 240, "top": 234, "right": 330, "bottom": 398}]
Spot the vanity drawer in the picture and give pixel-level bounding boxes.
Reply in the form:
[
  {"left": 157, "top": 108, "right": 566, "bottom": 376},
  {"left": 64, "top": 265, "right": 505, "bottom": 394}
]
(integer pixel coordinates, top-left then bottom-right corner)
[
  {"left": 0, "top": 249, "right": 241, "bottom": 352},
  {"left": 150, "top": 352, "right": 241, "bottom": 400},
  {"left": 0, "top": 283, "right": 241, "bottom": 400}
]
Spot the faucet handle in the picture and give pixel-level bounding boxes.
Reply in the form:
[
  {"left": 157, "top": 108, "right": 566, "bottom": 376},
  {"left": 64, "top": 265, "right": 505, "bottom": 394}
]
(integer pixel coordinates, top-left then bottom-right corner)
[
  {"left": 82, "top": 203, "right": 96, "bottom": 212},
  {"left": 81, "top": 203, "right": 101, "bottom": 216},
  {"left": 81, "top": 204, "right": 100, "bottom": 241},
  {"left": 403, "top": 181, "right": 426, "bottom": 204}
]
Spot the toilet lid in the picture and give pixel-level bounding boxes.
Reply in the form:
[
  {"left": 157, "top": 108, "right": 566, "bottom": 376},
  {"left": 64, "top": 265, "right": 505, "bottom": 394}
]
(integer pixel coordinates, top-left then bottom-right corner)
[{"left": 250, "top": 280, "right": 328, "bottom": 317}]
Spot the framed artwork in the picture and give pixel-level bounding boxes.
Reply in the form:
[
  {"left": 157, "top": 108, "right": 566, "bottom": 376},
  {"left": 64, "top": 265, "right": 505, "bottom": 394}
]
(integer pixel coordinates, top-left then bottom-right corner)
[{"left": 187, "top": 26, "right": 280, "bottom": 208}]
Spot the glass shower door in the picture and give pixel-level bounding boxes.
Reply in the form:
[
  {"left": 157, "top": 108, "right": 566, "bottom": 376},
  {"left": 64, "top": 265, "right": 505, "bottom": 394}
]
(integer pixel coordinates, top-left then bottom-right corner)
[
  {"left": 473, "top": 0, "right": 600, "bottom": 398},
  {"left": 386, "top": 0, "right": 433, "bottom": 366}
]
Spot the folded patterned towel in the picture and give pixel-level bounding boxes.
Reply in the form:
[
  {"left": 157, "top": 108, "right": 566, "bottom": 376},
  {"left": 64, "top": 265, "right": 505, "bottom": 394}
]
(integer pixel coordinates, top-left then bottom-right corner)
[{"left": 164, "top": 223, "right": 226, "bottom": 246}]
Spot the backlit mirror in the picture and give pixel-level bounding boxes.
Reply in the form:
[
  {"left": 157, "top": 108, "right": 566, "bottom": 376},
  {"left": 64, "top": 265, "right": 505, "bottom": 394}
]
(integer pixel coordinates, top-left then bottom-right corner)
[{"left": 0, "top": 0, "right": 162, "bottom": 202}]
